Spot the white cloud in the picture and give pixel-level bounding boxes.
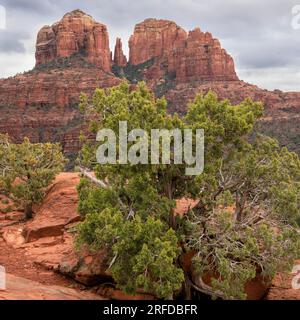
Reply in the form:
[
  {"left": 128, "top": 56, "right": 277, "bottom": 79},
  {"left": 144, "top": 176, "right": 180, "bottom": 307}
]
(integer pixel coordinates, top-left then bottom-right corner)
[
  {"left": 237, "top": 67, "right": 300, "bottom": 92},
  {"left": 0, "top": 52, "right": 34, "bottom": 79}
]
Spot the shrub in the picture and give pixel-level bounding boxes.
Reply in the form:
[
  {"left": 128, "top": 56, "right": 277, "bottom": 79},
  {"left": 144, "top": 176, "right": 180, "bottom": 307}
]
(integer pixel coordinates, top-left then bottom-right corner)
[
  {"left": 76, "top": 82, "right": 300, "bottom": 299},
  {"left": 0, "top": 135, "right": 67, "bottom": 219}
]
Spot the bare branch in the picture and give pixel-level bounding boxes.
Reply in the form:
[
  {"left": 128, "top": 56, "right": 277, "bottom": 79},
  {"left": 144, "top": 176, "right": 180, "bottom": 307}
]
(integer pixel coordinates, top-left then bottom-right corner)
[{"left": 78, "top": 166, "right": 108, "bottom": 188}]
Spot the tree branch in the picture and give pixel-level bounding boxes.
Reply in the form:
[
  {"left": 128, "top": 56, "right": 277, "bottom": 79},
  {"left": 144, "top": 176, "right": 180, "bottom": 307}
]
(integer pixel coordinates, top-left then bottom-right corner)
[
  {"left": 78, "top": 166, "right": 108, "bottom": 189},
  {"left": 78, "top": 166, "right": 136, "bottom": 269}
]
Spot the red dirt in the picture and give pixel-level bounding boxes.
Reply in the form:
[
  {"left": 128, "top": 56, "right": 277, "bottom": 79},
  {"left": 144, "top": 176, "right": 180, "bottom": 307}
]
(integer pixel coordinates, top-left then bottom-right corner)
[{"left": 0, "top": 222, "right": 81, "bottom": 290}]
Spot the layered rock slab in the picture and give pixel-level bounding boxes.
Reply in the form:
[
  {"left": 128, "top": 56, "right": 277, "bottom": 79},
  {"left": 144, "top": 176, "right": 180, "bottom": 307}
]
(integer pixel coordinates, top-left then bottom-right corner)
[
  {"left": 0, "top": 274, "right": 103, "bottom": 300},
  {"left": 23, "top": 173, "right": 81, "bottom": 242}
]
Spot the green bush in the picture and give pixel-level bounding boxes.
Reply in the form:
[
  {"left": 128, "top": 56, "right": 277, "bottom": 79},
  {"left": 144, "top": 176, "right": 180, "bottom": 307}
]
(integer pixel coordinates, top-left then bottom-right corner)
[
  {"left": 0, "top": 135, "right": 67, "bottom": 219},
  {"left": 76, "top": 82, "right": 300, "bottom": 299}
]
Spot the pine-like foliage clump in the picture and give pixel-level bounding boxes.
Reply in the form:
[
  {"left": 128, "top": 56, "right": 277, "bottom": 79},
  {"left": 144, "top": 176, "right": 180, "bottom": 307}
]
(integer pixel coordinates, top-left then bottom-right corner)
[
  {"left": 76, "top": 81, "right": 300, "bottom": 299},
  {"left": 0, "top": 135, "right": 66, "bottom": 219}
]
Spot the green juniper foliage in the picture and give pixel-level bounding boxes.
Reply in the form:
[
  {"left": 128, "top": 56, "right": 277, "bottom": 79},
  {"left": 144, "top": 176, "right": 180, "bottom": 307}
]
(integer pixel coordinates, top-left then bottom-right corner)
[
  {"left": 77, "top": 81, "right": 300, "bottom": 299},
  {"left": 0, "top": 135, "right": 66, "bottom": 219}
]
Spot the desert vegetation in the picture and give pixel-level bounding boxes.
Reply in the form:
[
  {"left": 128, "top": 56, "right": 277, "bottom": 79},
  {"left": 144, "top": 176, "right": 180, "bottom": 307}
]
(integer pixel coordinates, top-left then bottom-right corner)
[
  {"left": 0, "top": 135, "right": 66, "bottom": 219},
  {"left": 75, "top": 82, "right": 300, "bottom": 299}
]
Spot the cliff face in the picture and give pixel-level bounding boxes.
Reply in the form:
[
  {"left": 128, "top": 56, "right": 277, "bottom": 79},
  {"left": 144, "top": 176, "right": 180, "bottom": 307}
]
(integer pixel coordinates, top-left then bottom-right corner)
[
  {"left": 1, "top": 10, "right": 300, "bottom": 158},
  {"left": 0, "top": 69, "right": 120, "bottom": 163},
  {"left": 2, "top": 14, "right": 239, "bottom": 111},
  {"left": 114, "top": 38, "right": 127, "bottom": 67},
  {"left": 128, "top": 19, "right": 238, "bottom": 83},
  {"left": 129, "top": 19, "right": 186, "bottom": 65},
  {"left": 35, "top": 10, "right": 111, "bottom": 72}
]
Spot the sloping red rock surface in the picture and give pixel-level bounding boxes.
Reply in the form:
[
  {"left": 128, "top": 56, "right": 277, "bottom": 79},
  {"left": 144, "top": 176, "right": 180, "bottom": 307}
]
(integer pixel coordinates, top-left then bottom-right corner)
[
  {"left": 0, "top": 173, "right": 156, "bottom": 299},
  {"left": 23, "top": 173, "right": 81, "bottom": 242},
  {"left": 1, "top": 173, "right": 299, "bottom": 300},
  {"left": 0, "top": 274, "right": 103, "bottom": 300}
]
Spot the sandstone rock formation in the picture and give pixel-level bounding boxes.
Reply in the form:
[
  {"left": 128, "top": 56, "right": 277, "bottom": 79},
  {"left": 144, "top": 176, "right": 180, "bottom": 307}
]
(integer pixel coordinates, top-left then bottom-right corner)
[
  {"left": 129, "top": 19, "right": 186, "bottom": 65},
  {"left": 1, "top": 173, "right": 300, "bottom": 300},
  {"left": 0, "top": 173, "right": 156, "bottom": 299},
  {"left": 113, "top": 38, "right": 127, "bottom": 67},
  {"left": 36, "top": 9, "right": 111, "bottom": 72},
  {"left": 267, "top": 260, "right": 300, "bottom": 300},
  {"left": 129, "top": 19, "right": 238, "bottom": 83},
  {"left": 0, "top": 274, "right": 103, "bottom": 300},
  {"left": 1, "top": 10, "right": 300, "bottom": 160},
  {"left": 23, "top": 173, "right": 81, "bottom": 242},
  {"left": 0, "top": 67, "right": 120, "bottom": 160},
  {"left": 59, "top": 248, "right": 112, "bottom": 286}
]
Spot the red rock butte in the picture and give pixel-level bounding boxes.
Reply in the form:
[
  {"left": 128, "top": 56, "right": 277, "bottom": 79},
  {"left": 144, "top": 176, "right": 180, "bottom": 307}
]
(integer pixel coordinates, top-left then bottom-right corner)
[
  {"left": 35, "top": 10, "right": 111, "bottom": 72},
  {"left": 35, "top": 11, "right": 238, "bottom": 83},
  {"left": 1, "top": 9, "right": 300, "bottom": 161},
  {"left": 128, "top": 18, "right": 238, "bottom": 82}
]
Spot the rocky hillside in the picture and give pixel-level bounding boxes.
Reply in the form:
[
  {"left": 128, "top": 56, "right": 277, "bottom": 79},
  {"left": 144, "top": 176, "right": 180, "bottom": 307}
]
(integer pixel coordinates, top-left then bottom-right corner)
[
  {"left": 0, "top": 172, "right": 299, "bottom": 300},
  {"left": 1, "top": 9, "right": 300, "bottom": 158}
]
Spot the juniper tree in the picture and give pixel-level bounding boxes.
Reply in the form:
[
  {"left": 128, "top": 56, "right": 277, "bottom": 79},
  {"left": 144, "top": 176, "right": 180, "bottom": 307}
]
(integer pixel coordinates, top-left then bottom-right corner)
[
  {"left": 0, "top": 135, "right": 66, "bottom": 219},
  {"left": 77, "top": 81, "right": 300, "bottom": 299}
]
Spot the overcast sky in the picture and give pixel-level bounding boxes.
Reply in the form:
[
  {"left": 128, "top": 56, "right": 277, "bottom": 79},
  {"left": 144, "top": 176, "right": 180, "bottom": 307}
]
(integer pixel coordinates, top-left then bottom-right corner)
[{"left": 0, "top": 0, "right": 300, "bottom": 91}]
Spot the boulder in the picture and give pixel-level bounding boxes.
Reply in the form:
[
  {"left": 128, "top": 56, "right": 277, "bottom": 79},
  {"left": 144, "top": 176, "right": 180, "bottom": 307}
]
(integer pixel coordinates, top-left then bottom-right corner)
[
  {"left": 23, "top": 173, "right": 81, "bottom": 242},
  {"left": 59, "top": 247, "right": 112, "bottom": 286},
  {"left": 22, "top": 233, "right": 74, "bottom": 271},
  {"left": 191, "top": 270, "right": 269, "bottom": 300},
  {"left": 2, "top": 227, "right": 25, "bottom": 249}
]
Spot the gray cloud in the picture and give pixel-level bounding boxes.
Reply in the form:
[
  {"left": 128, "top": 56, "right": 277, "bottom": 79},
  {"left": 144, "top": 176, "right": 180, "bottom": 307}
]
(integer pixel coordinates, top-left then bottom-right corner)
[
  {"left": 2, "top": 0, "right": 56, "bottom": 15},
  {"left": 0, "top": 31, "right": 27, "bottom": 52},
  {"left": 0, "top": 0, "right": 299, "bottom": 90}
]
